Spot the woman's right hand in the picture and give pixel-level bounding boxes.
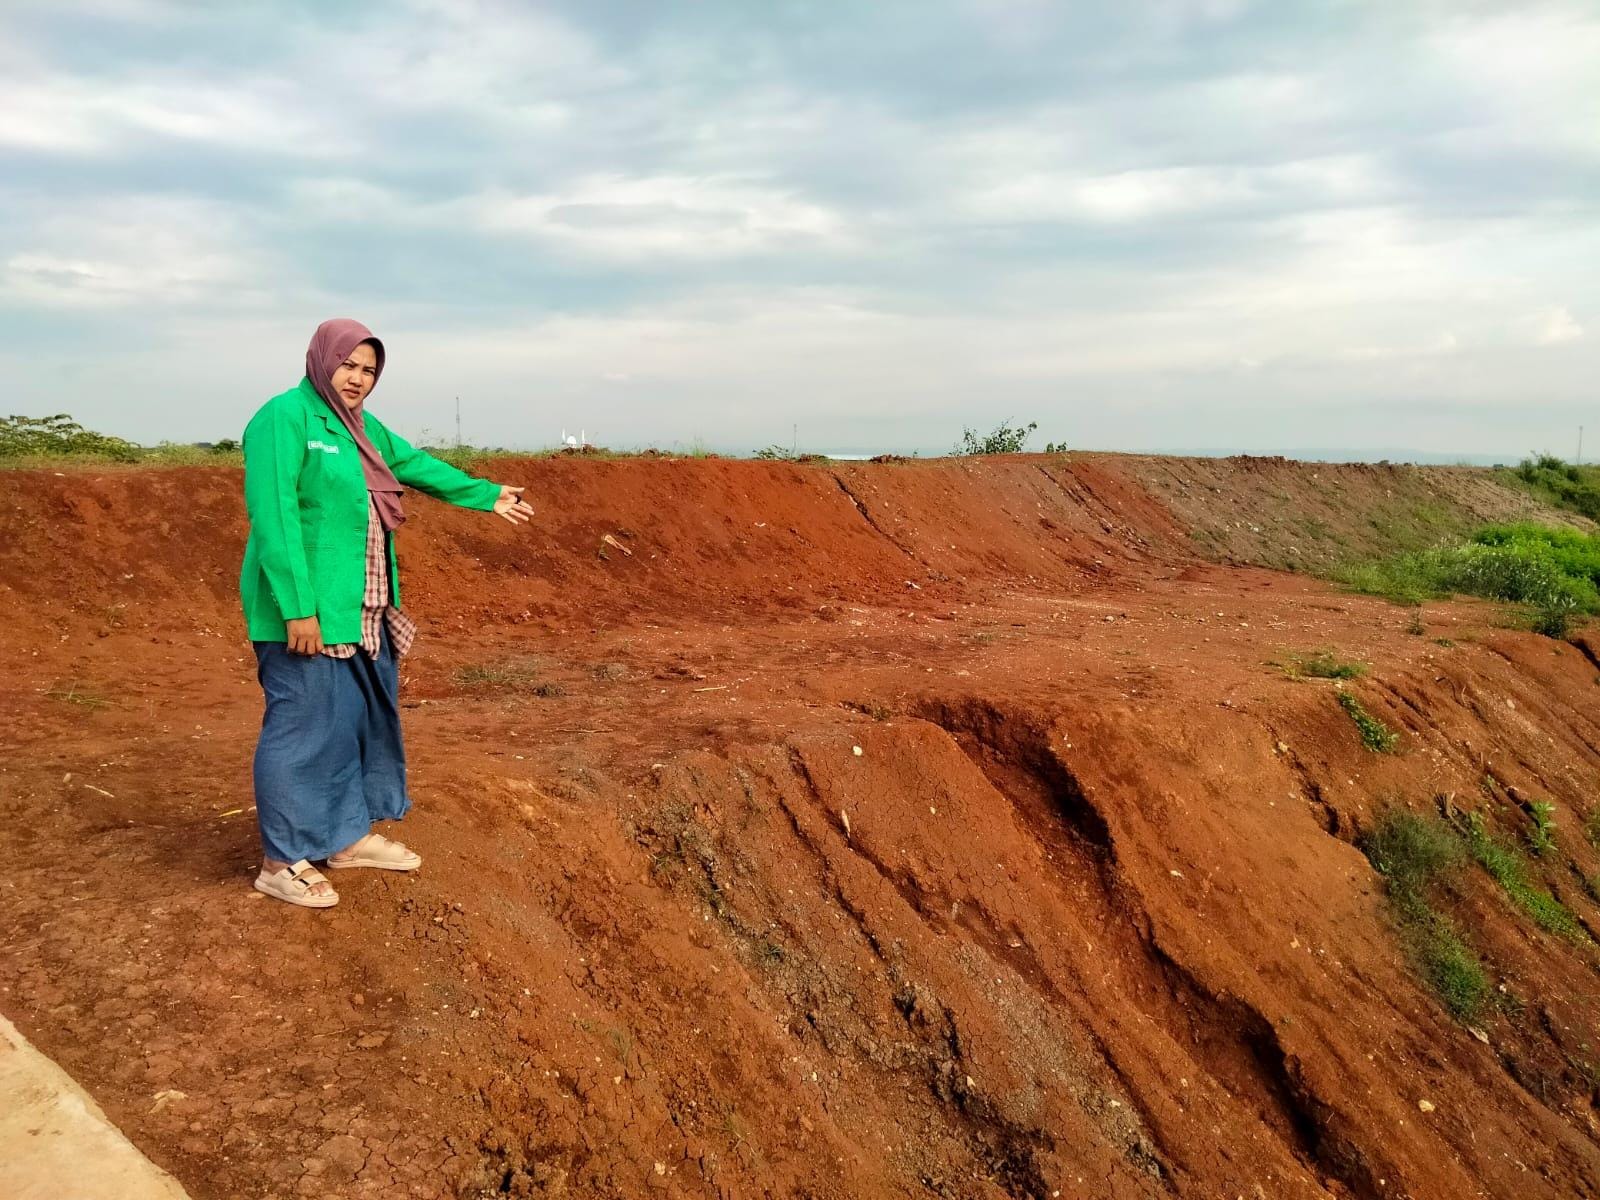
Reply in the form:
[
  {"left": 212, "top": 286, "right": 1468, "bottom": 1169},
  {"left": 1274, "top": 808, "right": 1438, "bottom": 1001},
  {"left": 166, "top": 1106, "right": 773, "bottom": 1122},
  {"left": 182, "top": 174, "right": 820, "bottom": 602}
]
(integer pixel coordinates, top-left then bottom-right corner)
[{"left": 286, "top": 616, "right": 324, "bottom": 656}]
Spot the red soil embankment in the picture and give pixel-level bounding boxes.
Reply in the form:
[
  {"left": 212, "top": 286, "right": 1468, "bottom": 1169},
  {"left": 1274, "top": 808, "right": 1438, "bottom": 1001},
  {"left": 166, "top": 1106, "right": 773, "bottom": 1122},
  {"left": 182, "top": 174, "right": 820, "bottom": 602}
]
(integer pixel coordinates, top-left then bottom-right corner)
[
  {"left": 2, "top": 454, "right": 1599, "bottom": 1200},
  {"left": 0, "top": 455, "right": 1185, "bottom": 644}
]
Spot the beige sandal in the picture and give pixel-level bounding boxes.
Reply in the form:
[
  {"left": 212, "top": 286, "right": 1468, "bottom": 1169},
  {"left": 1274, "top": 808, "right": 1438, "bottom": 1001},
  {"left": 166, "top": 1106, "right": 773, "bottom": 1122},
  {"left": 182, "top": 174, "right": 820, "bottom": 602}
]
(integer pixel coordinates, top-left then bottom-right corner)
[
  {"left": 254, "top": 859, "right": 339, "bottom": 908},
  {"left": 327, "top": 833, "right": 421, "bottom": 872}
]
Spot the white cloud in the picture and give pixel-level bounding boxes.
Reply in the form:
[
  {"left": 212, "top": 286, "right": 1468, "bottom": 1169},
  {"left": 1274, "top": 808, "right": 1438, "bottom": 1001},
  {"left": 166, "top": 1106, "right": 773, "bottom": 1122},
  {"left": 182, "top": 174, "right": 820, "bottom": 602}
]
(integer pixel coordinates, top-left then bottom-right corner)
[
  {"left": 282, "top": 170, "right": 851, "bottom": 260},
  {"left": 329, "top": 0, "right": 619, "bottom": 132},
  {"left": 1525, "top": 306, "right": 1584, "bottom": 346},
  {"left": 1, "top": 195, "right": 269, "bottom": 308},
  {"left": 962, "top": 154, "right": 1388, "bottom": 224},
  {"left": 468, "top": 174, "right": 849, "bottom": 259},
  {"left": 0, "top": 68, "right": 345, "bottom": 156},
  {"left": 1426, "top": 6, "right": 1600, "bottom": 160}
]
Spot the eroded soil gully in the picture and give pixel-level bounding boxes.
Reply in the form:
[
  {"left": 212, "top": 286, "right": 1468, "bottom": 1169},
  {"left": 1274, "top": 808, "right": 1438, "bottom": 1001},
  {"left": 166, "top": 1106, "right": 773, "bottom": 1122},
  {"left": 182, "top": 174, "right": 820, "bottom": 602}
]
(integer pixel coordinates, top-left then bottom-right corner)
[{"left": 2, "top": 457, "right": 1600, "bottom": 1198}]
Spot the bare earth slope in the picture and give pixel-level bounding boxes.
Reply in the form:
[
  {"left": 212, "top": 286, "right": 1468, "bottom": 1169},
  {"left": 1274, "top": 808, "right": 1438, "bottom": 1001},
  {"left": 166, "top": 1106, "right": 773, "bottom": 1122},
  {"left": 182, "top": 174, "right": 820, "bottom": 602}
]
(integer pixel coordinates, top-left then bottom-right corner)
[
  {"left": 1, "top": 454, "right": 1598, "bottom": 1200},
  {"left": 1104, "top": 453, "right": 1587, "bottom": 571}
]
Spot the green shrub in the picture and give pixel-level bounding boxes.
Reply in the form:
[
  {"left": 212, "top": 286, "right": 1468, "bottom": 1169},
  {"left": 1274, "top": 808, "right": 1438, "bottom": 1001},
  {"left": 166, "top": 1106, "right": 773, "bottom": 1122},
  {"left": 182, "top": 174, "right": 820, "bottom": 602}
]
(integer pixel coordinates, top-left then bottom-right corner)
[
  {"left": 0, "top": 414, "right": 253, "bottom": 468},
  {"left": 753, "top": 445, "right": 828, "bottom": 463},
  {"left": 1531, "top": 598, "right": 1578, "bottom": 639},
  {"left": 1528, "top": 801, "right": 1558, "bottom": 855},
  {"left": 1340, "top": 531, "right": 1600, "bottom": 616},
  {"left": 1338, "top": 691, "right": 1400, "bottom": 753},
  {"left": 1474, "top": 523, "right": 1600, "bottom": 582},
  {"left": 1437, "top": 543, "right": 1598, "bottom": 608},
  {"left": 0, "top": 414, "right": 140, "bottom": 462},
  {"left": 953, "top": 419, "right": 1037, "bottom": 456},
  {"left": 1504, "top": 455, "right": 1600, "bottom": 521}
]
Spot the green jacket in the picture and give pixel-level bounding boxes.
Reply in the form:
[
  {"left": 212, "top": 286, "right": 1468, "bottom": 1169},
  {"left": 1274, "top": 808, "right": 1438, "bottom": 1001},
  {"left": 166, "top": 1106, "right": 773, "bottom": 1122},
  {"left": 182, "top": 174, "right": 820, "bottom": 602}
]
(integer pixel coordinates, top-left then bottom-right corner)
[{"left": 240, "top": 378, "right": 501, "bottom": 643}]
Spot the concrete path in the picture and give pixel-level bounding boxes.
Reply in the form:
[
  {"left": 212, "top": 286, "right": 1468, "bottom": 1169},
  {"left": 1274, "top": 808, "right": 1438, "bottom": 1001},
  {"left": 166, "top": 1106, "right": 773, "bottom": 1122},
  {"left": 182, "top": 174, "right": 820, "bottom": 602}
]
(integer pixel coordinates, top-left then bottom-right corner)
[{"left": 0, "top": 1013, "right": 191, "bottom": 1200}]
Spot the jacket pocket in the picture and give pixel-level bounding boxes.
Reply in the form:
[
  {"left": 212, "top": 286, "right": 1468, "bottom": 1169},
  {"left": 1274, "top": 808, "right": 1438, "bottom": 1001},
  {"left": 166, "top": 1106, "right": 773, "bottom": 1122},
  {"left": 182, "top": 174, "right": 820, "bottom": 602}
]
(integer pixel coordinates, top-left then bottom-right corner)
[{"left": 299, "top": 437, "right": 365, "bottom": 508}]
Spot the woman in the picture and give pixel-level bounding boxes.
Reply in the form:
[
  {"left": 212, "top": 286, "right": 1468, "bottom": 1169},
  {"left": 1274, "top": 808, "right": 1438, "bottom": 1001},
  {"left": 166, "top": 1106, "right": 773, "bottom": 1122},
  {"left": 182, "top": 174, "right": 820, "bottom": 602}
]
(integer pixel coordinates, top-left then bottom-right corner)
[{"left": 240, "top": 318, "right": 533, "bottom": 908}]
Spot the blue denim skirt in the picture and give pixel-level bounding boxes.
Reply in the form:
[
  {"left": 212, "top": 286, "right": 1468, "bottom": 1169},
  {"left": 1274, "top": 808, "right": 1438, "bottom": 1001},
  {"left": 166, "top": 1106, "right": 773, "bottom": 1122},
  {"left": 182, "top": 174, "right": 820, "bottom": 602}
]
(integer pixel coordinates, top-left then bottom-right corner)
[{"left": 251, "top": 625, "right": 409, "bottom": 863}]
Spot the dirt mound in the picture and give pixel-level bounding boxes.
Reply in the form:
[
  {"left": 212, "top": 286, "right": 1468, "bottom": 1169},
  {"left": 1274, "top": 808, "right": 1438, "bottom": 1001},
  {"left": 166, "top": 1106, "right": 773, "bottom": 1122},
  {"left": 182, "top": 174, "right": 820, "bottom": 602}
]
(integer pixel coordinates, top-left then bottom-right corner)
[
  {"left": 1107, "top": 453, "right": 1587, "bottom": 572},
  {"left": 0, "top": 456, "right": 1186, "bottom": 645},
  {"left": 1, "top": 454, "right": 1598, "bottom": 1199}
]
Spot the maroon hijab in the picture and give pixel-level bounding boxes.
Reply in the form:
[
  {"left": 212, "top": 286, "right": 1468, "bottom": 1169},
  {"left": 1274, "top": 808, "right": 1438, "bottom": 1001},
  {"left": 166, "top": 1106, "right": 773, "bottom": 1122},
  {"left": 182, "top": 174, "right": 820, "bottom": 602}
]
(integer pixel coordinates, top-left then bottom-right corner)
[{"left": 305, "top": 318, "right": 406, "bottom": 531}]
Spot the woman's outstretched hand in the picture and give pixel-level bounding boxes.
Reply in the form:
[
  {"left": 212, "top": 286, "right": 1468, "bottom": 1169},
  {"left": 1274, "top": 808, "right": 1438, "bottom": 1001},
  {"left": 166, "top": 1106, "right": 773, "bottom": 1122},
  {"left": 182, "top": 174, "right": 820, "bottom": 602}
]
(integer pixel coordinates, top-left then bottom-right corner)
[
  {"left": 285, "top": 616, "right": 324, "bottom": 656},
  {"left": 493, "top": 485, "right": 535, "bottom": 525}
]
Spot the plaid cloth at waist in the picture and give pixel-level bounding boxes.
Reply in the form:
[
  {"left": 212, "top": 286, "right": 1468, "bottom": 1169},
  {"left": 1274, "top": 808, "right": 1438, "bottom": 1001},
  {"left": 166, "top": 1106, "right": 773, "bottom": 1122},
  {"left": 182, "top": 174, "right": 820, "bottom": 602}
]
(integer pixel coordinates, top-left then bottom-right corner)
[{"left": 322, "top": 497, "right": 417, "bottom": 660}]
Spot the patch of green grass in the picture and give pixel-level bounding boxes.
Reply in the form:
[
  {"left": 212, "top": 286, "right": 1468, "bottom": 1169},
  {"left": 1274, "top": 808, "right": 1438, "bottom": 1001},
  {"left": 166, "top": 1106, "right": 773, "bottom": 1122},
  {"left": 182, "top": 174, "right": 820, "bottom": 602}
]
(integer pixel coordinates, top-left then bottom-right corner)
[
  {"left": 1280, "top": 649, "right": 1366, "bottom": 680},
  {"left": 1337, "top": 557, "right": 1433, "bottom": 606},
  {"left": 1463, "top": 813, "right": 1586, "bottom": 941},
  {"left": 1362, "top": 809, "right": 1465, "bottom": 895},
  {"left": 679, "top": 437, "right": 718, "bottom": 459},
  {"left": 1339, "top": 522, "right": 1600, "bottom": 640},
  {"left": 1338, "top": 690, "right": 1399, "bottom": 753},
  {"left": 416, "top": 445, "right": 507, "bottom": 470},
  {"left": 1416, "top": 922, "right": 1495, "bottom": 1021},
  {"left": 141, "top": 442, "right": 244, "bottom": 466},
  {"left": 1359, "top": 810, "right": 1491, "bottom": 1022},
  {"left": 2, "top": 444, "right": 247, "bottom": 470}
]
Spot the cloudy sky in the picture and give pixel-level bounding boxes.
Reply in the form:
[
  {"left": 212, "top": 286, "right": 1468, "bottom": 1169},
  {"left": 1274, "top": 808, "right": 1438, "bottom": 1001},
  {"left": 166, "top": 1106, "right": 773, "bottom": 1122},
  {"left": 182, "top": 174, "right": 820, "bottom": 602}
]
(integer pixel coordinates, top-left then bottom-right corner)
[{"left": 2, "top": 1, "right": 1596, "bottom": 457}]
